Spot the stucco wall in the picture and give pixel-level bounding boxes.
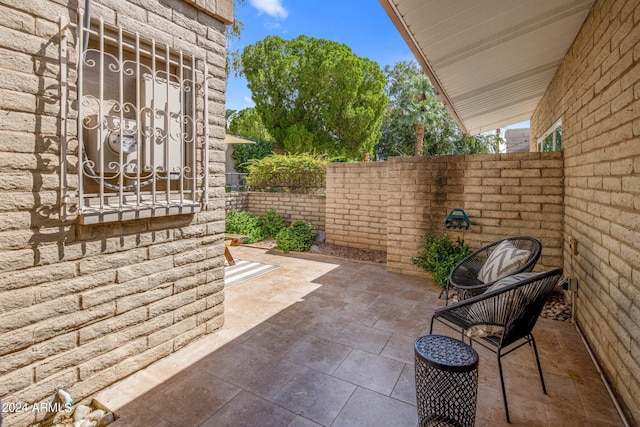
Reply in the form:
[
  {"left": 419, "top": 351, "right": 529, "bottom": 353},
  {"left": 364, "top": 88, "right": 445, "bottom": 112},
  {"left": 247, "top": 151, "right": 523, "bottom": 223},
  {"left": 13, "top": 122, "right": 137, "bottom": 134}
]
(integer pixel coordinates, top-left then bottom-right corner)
[
  {"left": 0, "top": 1, "right": 230, "bottom": 425},
  {"left": 531, "top": 0, "right": 640, "bottom": 423}
]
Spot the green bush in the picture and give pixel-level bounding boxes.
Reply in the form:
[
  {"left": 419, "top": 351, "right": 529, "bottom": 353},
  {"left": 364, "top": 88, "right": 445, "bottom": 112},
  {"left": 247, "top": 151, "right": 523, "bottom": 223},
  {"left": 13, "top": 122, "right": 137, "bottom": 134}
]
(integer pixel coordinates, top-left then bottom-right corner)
[
  {"left": 412, "top": 233, "right": 472, "bottom": 287},
  {"left": 261, "top": 208, "right": 287, "bottom": 238},
  {"left": 276, "top": 221, "right": 316, "bottom": 252},
  {"left": 225, "top": 210, "right": 266, "bottom": 243},
  {"left": 245, "top": 153, "right": 328, "bottom": 193},
  {"left": 232, "top": 138, "right": 275, "bottom": 174}
]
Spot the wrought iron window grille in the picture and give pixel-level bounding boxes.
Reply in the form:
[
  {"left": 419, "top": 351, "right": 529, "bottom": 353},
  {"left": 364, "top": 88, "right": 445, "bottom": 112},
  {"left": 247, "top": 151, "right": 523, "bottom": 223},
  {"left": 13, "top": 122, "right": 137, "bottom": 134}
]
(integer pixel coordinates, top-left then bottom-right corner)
[{"left": 60, "top": 14, "right": 210, "bottom": 224}]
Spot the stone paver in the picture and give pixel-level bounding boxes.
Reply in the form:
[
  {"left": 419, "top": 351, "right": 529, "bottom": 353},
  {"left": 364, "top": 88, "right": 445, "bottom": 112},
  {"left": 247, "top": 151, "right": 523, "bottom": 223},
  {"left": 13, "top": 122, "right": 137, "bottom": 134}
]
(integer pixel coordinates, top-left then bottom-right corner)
[{"left": 97, "top": 246, "right": 625, "bottom": 427}]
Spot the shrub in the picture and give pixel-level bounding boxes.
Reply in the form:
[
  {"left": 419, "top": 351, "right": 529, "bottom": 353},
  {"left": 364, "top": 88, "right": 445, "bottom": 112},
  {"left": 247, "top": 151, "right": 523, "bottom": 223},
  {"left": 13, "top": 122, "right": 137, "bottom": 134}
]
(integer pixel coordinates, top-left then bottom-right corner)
[
  {"left": 245, "top": 153, "right": 328, "bottom": 193},
  {"left": 225, "top": 210, "right": 266, "bottom": 243},
  {"left": 232, "top": 138, "right": 274, "bottom": 174},
  {"left": 261, "top": 208, "right": 287, "bottom": 238},
  {"left": 276, "top": 221, "right": 315, "bottom": 252},
  {"left": 412, "top": 233, "right": 472, "bottom": 287}
]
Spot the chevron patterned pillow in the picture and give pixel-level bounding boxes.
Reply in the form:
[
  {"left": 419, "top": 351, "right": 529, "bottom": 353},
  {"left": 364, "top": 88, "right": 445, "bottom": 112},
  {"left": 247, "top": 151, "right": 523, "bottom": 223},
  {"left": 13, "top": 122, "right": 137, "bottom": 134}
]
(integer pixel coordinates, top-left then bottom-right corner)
[{"left": 477, "top": 240, "right": 532, "bottom": 284}]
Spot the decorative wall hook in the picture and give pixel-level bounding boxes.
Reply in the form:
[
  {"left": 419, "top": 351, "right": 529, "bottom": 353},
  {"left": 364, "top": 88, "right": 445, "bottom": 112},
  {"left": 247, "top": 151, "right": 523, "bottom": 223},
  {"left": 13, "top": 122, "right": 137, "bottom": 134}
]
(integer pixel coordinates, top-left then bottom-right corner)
[{"left": 445, "top": 208, "right": 471, "bottom": 230}]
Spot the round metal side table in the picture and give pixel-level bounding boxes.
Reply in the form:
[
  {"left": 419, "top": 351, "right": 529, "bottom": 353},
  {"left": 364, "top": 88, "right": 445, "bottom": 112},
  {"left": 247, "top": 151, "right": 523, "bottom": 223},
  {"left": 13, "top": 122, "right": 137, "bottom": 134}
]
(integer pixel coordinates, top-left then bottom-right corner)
[{"left": 414, "top": 334, "right": 479, "bottom": 427}]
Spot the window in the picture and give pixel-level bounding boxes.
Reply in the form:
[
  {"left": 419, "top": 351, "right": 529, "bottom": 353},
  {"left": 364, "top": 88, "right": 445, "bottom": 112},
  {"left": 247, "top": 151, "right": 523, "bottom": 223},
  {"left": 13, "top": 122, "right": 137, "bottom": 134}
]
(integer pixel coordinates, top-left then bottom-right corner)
[
  {"left": 537, "top": 119, "right": 562, "bottom": 152},
  {"left": 67, "top": 16, "right": 210, "bottom": 224}
]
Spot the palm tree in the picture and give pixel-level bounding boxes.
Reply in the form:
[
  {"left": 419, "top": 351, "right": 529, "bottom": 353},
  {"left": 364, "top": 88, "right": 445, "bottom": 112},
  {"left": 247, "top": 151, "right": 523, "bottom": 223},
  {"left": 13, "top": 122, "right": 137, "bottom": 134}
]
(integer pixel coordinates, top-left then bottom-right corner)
[{"left": 404, "top": 75, "right": 443, "bottom": 156}]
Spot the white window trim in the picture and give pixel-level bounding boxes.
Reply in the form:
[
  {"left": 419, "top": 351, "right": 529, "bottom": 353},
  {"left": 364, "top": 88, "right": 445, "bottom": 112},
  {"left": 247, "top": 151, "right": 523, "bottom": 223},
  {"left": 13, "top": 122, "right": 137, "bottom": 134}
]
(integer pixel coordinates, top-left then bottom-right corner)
[{"left": 537, "top": 119, "right": 562, "bottom": 152}]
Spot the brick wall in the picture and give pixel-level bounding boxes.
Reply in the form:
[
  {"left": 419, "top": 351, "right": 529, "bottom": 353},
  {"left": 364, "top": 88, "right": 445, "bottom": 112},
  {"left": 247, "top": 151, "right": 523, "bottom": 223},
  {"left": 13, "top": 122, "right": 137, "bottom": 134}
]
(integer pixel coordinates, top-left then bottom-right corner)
[
  {"left": 226, "top": 192, "right": 249, "bottom": 212},
  {"left": 531, "top": 0, "right": 640, "bottom": 422},
  {"left": 254, "top": 155, "right": 563, "bottom": 272},
  {"left": 247, "top": 192, "right": 326, "bottom": 230},
  {"left": 0, "top": 1, "right": 230, "bottom": 425},
  {"left": 381, "top": 153, "right": 564, "bottom": 275},
  {"left": 325, "top": 162, "right": 388, "bottom": 251}
]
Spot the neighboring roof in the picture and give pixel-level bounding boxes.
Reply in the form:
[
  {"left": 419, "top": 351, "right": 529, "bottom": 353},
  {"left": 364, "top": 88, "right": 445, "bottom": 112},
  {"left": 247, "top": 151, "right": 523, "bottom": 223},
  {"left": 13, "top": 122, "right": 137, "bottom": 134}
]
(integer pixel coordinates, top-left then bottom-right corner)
[
  {"left": 379, "top": 0, "right": 594, "bottom": 135},
  {"left": 225, "top": 134, "right": 256, "bottom": 144}
]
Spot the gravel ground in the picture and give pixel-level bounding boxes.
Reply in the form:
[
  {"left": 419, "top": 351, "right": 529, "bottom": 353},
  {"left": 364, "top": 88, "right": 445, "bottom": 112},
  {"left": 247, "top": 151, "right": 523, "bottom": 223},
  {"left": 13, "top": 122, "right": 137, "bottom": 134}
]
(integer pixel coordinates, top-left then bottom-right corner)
[
  {"left": 244, "top": 239, "right": 569, "bottom": 321},
  {"left": 540, "top": 291, "right": 572, "bottom": 321},
  {"left": 247, "top": 238, "right": 387, "bottom": 263}
]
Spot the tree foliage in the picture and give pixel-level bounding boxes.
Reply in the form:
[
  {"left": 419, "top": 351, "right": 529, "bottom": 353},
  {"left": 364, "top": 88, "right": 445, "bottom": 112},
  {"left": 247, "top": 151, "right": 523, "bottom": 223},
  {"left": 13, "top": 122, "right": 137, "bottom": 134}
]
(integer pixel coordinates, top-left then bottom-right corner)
[
  {"left": 375, "top": 60, "right": 499, "bottom": 159},
  {"left": 228, "top": 108, "right": 275, "bottom": 173},
  {"left": 228, "top": 107, "right": 274, "bottom": 142},
  {"left": 238, "top": 35, "right": 387, "bottom": 160},
  {"left": 402, "top": 74, "right": 444, "bottom": 156},
  {"left": 226, "top": 0, "right": 246, "bottom": 77}
]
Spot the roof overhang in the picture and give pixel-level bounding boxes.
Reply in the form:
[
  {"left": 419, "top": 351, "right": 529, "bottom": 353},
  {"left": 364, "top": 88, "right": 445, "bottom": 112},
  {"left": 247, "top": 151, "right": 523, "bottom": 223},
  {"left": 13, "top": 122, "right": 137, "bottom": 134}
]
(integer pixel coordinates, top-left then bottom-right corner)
[
  {"left": 225, "top": 134, "right": 256, "bottom": 144},
  {"left": 379, "top": 0, "right": 594, "bottom": 135}
]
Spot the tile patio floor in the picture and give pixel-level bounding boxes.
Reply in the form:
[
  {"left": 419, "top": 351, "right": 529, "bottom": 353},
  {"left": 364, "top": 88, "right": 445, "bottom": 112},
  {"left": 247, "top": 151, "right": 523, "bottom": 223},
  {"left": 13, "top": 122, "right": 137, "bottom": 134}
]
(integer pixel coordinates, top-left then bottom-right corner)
[{"left": 96, "top": 246, "right": 625, "bottom": 426}]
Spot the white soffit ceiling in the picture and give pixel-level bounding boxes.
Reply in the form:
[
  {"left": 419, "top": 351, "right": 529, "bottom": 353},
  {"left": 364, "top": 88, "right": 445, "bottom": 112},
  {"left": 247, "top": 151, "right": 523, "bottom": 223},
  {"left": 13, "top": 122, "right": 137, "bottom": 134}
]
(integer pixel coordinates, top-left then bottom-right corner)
[{"left": 380, "top": 0, "right": 594, "bottom": 135}]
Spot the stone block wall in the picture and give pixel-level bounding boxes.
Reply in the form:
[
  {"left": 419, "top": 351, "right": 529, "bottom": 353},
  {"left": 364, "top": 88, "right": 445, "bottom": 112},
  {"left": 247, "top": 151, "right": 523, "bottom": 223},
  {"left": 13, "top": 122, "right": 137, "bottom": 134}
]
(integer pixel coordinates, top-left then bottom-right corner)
[
  {"left": 383, "top": 153, "right": 564, "bottom": 275},
  {"left": 531, "top": 0, "right": 640, "bottom": 422},
  {"left": 0, "top": 1, "right": 231, "bottom": 425},
  {"left": 225, "top": 191, "right": 249, "bottom": 212},
  {"left": 247, "top": 192, "right": 326, "bottom": 231},
  {"left": 248, "top": 155, "right": 563, "bottom": 273},
  {"left": 325, "top": 162, "right": 388, "bottom": 251}
]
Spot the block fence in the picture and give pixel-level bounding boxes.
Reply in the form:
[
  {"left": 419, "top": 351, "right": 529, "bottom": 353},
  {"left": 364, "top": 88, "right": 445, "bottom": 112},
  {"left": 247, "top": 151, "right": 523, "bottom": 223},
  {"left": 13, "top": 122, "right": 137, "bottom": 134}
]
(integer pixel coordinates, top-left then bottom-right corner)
[
  {"left": 228, "top": 151, "right": 564, "bottom": 277},
  {"left": 325, "top": 162, "right": 388, "bottom": 251},
  {"left": 248, "top": 193, "right": 326, "bottom": 231},
  {"left": 381, "top": 153, "right": 564, "bottom": 275},
  {"left": 225, "top": 192, "right": 249, "bottom": 212}
]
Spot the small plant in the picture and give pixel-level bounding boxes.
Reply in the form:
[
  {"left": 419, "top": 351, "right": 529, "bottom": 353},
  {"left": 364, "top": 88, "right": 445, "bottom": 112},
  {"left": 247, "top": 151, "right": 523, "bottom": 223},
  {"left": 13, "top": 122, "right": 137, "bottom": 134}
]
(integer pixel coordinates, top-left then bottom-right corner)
[
  {"left": 412, "top": 233, "right": 472, "bottom": 287},
  {"left": 276, "top": 221, "right": 316, "bottom": 252},
  {"left": 261, "top": 208, "right": 287, "bottom": 238},
  {"left": 225, "top": 210, "right": 266, "bottom": 243}
]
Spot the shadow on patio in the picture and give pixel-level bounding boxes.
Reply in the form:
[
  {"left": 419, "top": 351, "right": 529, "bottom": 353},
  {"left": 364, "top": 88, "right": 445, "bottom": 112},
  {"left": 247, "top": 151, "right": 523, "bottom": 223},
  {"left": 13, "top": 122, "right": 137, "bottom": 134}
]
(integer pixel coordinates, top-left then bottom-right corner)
[{"left": 96, "top": 246, "right": 623, "bottom": 426}]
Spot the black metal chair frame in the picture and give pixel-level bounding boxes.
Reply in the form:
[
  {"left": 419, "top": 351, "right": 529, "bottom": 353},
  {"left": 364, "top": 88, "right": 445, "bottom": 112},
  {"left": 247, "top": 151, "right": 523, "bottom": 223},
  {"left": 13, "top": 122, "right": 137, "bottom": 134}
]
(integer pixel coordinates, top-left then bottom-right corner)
[
  {"left": 446, "top": 236, "right": 542, "bottom": 304},
  {"left": 430, "top": 268, "right": 563, "bottom": 423}
]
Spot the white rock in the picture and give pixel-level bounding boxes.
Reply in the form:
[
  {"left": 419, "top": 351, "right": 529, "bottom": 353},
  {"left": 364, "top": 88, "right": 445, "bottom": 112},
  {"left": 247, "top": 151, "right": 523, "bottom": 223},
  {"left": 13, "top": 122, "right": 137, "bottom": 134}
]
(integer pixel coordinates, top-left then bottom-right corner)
[
  {"left": 85, "top": 409, "right": 106, "bottom": 421},
  {"left": 98, "top": 413, "right": 116, "bottom": 427},
  {"left": 73, "top": 405, "right": 92, "bottom": 421}
]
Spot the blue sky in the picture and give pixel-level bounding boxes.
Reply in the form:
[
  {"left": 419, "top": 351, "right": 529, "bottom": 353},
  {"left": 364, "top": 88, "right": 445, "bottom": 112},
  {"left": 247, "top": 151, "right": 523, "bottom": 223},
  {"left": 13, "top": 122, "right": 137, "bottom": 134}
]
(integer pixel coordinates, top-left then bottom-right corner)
[
  {"left": 225, "top": 0, "right": 413, "bottom": 112},
  {"left": 226, "top": 0, "right": 529, "bottom": 130}
]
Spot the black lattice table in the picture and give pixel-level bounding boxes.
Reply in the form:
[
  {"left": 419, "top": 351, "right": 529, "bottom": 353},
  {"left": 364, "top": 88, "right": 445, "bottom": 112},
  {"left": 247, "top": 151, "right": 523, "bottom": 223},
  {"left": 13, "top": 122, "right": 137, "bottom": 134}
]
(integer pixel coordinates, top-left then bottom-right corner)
[{"left": 414, "top": 334, "right": 479, "bottom": 427}]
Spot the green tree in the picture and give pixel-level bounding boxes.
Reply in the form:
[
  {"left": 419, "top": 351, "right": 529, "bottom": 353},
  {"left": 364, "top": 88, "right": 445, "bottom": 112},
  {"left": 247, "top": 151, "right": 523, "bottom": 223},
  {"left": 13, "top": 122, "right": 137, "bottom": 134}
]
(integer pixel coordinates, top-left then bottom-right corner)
[
  {"left": 228, "top": 107, "right": 275, "bottom": 173},
  {"left": 229, "top": 107, "right": 274, "bottom": 142},
  {"left": 403, "top": 74, "right": 444, "bottom": 156},
  {"left": 238, "top": 35, "right": 387, "bottom": 160},
  {"left": 376, "top": 61, "right": 420, "bottom": 158},
  {"left": 376, "top": 60, "right": 497, "bottom": 159},
  {"left": 226, "top": 0, "right": 246, "bottom": 77},
  {"left": 423, "top": 114, "right": 497, "bottom": 155}
]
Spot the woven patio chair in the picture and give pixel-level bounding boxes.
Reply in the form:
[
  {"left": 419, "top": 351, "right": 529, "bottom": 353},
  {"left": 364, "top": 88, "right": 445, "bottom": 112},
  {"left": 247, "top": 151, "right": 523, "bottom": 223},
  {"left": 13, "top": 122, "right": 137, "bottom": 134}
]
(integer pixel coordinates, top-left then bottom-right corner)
[
  {"left": 446, "top": 236, "right": 541, "bottom": 303},
  {"left": 430, "top": 268, "right": 563, "bottom": 423}
]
